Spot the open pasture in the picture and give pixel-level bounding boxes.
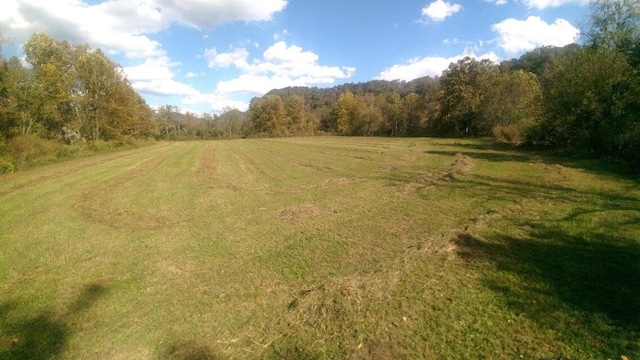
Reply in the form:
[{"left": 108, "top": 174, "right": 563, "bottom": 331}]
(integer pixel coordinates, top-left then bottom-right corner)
[{"left": 0, "top": 137, "right": 638, "bottom": 359}]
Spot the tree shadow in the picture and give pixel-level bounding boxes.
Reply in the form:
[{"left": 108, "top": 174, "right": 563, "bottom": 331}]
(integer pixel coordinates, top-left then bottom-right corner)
[
  {"left": 455, "top": 226, "right": 640, "bottom": 356},
  {"left": 0, "top": 282, "right": 108, "bottom": 360},
  {"left": 427, "top": 141, "right": 640, "bottom": 179}
]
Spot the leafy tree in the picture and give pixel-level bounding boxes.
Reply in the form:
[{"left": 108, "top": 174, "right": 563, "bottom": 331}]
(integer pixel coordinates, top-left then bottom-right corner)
[
  {"left": 284, "top": 95, "right": 311, "bottom": 135},
  {"left": 538, "top": 47, "right": 638, "bottom": 155},
  {"left": 482, "top": 70, "right": 542, "bottom": 144},
  {"left": 355, "top": 93, "right": 382, "bottom": 136},
  {"left": 435, "top": 57, "right": 496, "bottom": 136},
  {"left": 402, "top": 93, "right": 427, "bottom": 136},
  {"left": 23, "top": 33, "right": 77, "bottom": 137},
  {"left": 248, "top": 95, "right": 289, "bottom": 137},
  {"left": 334, "top": 91, "right": 360, "bottom": 135},
  {"left": 585, "top": 0, "right": 640, "bottom": 66},
  {"left": 378, "top": 93, "right": 403, "bottom": 136}
]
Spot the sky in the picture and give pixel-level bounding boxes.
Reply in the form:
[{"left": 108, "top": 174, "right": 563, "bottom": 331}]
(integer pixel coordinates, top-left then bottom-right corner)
[{"left": 0, "top": 0, "right": 589, "bottom": 114}]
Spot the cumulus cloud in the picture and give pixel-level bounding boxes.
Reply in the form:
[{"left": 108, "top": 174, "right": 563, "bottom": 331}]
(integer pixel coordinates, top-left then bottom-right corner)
[
  {"left": 184, "top": 92, "right": 250, "bottom": 112},
  {"left": 422, "top": 0, "right": 463, "bottom": 22},
  {"left": 376, "top": 52, "right": 499, "bottom": 81},
  {"left": 155, "top": 0, "right": 287, "bottom": 29},
  {"left": 0, "top": 0, "right": 292, "bottom": 112},
  {"left": 521, "top": 0, "right": 589, "bottom": 9},
  {"left": 204, "top": 47, "right": 250, "bottom": 68},
  {"left": 123, "top": 57, "right": 200, "bottom": 97},
  {"left": 205, "top": 41, "right": 355, "bottom": 95},
  {"left": 492, "top": 16, "right": 580, "bottom": 53}
]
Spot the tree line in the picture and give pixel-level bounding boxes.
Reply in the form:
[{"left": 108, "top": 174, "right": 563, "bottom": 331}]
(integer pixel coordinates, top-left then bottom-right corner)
[
  {"left": 1, "top": 0, "right": 638, "bottom": 170},
  {"left": 0, "top": 33, "right": 156, "bottom": 143}
]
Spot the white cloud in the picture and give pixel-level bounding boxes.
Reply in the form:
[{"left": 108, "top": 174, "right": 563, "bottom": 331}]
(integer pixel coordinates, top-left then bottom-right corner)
[
  {"left": 184, "top": 92, "right": 250, "bottom": 112},
  {"left": 206, "top": 41, "right": 355, "bottom": 95},
  {"left": 204, "top": 47, "right": 250, "bottom": 68},
  {"left": 185, "top": 71, "right": 206, "bottom": 78},
  {"left": 0, "top": 0, "right": 291, "bottom": 112},
  {"left": 484, "top": 0, "right": 588, "bottom": 7},
  {"left": 124, "top": 57, "right": 200, "bottom": 97},
  {"left": 0, "top": 0, "right": 288, "bottom": 59},
  {"left": 154, "top": 0, "right": 287, "bottom": 29},
  {"left": 376, "top": 52, "right": 499, "bottom": 81},
  {"left": 492, "top": 16, "right": 580, "bottom": 53},
  {"left": 521, "top": 0, "right": 589, "bottom": 9},
  {"left": 422, "top": 0, "right": 462, "bottom": 22}
]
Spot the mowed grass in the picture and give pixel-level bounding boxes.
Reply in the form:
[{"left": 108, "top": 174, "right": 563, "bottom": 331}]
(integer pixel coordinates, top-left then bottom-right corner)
[{"left": 0, "top": 137, "right": 638, "bottom": 359}]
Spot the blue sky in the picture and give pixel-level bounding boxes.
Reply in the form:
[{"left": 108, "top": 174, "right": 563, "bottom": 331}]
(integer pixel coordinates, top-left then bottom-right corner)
[{"left": 0, "top": 0, "right": 589, "bottom": 114}]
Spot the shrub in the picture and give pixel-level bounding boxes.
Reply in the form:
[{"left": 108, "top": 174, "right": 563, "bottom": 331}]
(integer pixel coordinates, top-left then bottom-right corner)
[
  {"left": 0, "top": 158, "right": 15, "bottom": 174},
  {"left": 7, "top": 134, "right": 61, "bottom": 167}
]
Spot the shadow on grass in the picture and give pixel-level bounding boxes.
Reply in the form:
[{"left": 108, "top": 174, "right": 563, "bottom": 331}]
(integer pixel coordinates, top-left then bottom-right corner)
[
  {"left": 0, "top": 282, "right": 108, "bottom": 360},
  {"left": 426, "top": 141, "right": 640, "bottom": 180},
  {"left": 455, "top": 227, "right": 640, "bottom": 355}
]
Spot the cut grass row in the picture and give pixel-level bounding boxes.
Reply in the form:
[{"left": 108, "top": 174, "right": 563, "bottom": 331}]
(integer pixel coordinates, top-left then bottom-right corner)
[{"left": 0, "top": 137, "right": 638, "bottom": 359}]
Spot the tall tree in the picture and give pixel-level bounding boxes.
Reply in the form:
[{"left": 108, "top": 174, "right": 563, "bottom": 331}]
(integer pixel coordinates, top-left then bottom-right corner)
[
  {"left": 248, "top": 95, "right": 289, "bottom": 137},
  {"left": 538, "top": 47, "right": 638, "bottom": 155},
  {"left": 23, "top": 33, "right": 77, "bottom": 137},
  {"left": 435, "top": 57, "right": 497, "bottom": 136},
  {"left": 335, "top": 91, "right": 359, "bottom": 135},
  {"left": 585, "top": 0, "right": 640, "bottom": 66},
  {"left": 482, "top": 70, "right": 542, "bottom": 144}
]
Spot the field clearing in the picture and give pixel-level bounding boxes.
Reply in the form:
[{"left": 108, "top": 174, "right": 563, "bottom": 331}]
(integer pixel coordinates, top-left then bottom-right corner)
[{"left": 0, "top": 137, "right": 639, "bottom": 359}]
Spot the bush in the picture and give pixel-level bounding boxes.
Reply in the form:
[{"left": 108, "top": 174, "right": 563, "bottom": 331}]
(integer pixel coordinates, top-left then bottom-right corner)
[
  {"left": 0, "top": 158, "right": 15, "bottom": 174},
  {"left": 8, "top": 134, "right": 62, "bottom": 167},
  {"left": 493, "top": 124, "right": 526, "bottom": 145}
]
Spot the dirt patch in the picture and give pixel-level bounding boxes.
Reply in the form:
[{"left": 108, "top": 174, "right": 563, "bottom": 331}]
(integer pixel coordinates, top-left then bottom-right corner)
[{"left": 195, "top": 145, "right": 217, "bottom": 188}]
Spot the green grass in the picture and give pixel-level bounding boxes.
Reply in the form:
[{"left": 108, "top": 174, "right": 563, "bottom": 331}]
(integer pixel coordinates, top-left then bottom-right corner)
[{"left": 0, "top": 137, "right": 638, "bottom": 359}]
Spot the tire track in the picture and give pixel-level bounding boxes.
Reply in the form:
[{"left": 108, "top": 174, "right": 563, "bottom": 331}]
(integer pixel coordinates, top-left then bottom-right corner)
[
  {"left": 0, "top": 143, "right": 169, "bottom": 197},
  {"left": 194, "top": 144, "right": 240, "bottom": 191},
  {"left": 73, "top": 149, "right": 179, "bottom": 230}
]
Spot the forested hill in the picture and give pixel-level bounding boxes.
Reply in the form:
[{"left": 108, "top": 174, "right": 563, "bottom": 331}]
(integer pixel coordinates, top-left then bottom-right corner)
[{"left": 266, "top": 77, "right": 436, "bottom": 104}]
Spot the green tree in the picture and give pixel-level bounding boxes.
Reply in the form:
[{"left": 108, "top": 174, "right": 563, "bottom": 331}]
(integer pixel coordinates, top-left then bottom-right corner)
[
  {"left": 23, "top": 33, "right": 76, "bottom": 137},
  {"left": 538, "top": 47, "right": 638, "bottom": 156},
  {"left": 585, "top": 0, "right": 640, "bottom": 66},
  {"left": 355, "top": 93, "right": 382, "bottom": 136},
  {"left": 402, "top": 93, "right": 426, "bottom": 136},
  {"left": 248, "top": 95, "right": 289, "bottom": 137},
  {"left": 335, "top": 91, "right": 359, "bottom": 135},
  {"left": 76, "top": 48, "right": 154, "bottom": 141},
  {"left": 435, "top": 57, "right": 497, "bottom": 136},
  {"left": 284, "top": 95, "right": 309, "bottom": 135},
  {"left": 482, "top": 70, "right": 542, "bottom": 144}
]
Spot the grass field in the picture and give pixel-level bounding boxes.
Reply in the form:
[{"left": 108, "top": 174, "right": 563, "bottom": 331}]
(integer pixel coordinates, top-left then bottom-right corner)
[{"left": 0, "top": 137, "right": 638, "bottom": 359}]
